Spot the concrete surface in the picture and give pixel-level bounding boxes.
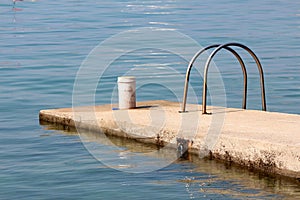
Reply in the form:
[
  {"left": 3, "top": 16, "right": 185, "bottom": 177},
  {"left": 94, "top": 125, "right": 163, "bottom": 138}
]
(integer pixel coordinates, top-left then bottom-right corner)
[{"left": 39, "top": 100, "right": 300, "bottom": 178}]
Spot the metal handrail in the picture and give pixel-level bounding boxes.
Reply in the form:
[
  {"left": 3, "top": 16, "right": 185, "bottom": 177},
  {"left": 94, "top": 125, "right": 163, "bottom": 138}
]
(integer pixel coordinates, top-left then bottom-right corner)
[
  {"left": 180, "top": 44, "right": 248, "bottom": 112},
  {"left": 202, "top": 43, "right": 266, "bottom": 114}
]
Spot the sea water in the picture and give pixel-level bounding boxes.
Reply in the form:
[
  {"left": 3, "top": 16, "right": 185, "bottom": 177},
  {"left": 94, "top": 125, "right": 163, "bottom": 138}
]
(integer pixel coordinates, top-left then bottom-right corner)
[{"left": 0, "top": 0, "right": 299, "bottom": 199}]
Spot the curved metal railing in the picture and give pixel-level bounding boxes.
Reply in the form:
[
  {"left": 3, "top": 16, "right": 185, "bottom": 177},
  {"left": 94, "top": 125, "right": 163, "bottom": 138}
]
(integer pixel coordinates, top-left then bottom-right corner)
[{"left": 180, "top": 42, "right": 266, "bottom": 114}]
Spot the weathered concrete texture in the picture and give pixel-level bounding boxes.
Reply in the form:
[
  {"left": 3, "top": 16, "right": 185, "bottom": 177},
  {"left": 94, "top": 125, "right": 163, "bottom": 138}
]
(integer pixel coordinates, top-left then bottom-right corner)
[{"left": 39, "top": 100, "right": 300, "bottom": 178}]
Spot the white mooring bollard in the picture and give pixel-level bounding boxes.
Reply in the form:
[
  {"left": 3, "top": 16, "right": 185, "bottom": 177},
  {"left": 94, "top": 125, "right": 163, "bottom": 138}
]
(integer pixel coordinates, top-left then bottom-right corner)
[{"left": 117, "top": 76, "right": 136, "bottom": 109}]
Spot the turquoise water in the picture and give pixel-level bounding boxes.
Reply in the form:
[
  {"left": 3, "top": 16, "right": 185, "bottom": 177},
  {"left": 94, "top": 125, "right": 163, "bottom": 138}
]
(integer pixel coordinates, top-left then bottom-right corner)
[{"left": 0, "top": 0, "right": 300, "bottom": 199}]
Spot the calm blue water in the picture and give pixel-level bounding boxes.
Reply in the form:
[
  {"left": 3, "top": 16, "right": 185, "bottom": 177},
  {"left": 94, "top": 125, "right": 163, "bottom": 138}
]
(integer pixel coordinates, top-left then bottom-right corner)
[{"left": 0, "top": 0, "right": 299, "bottom": 199}]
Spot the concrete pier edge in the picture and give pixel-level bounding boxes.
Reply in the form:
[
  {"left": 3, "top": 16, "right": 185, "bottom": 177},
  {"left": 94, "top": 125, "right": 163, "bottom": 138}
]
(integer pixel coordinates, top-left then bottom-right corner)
[{"left": 39, "top": 100, "right": 300, "bottom": 179}]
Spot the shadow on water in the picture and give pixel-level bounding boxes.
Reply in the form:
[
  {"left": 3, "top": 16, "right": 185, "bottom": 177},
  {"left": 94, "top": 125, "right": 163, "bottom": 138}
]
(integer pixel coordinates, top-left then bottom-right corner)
[{"left": 40, "top": 120, "right": 300, "bottom": 199}]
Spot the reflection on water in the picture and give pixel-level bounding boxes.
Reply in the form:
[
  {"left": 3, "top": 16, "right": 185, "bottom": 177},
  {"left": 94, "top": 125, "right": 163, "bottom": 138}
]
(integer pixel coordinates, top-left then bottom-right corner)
[{"left": 41, "top": 121, "right": 300, "bottom": 199}]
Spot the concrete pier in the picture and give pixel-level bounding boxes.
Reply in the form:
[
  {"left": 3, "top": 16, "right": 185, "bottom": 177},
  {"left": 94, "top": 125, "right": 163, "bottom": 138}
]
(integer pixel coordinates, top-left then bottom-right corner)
[{"left": 39, "top": 100, "right": 300, "bottom": 178}]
